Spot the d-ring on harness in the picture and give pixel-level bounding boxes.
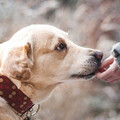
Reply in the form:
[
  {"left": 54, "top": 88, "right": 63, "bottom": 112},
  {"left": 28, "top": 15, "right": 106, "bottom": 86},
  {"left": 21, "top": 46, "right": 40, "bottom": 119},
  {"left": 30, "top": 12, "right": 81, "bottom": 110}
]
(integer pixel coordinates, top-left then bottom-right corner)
[
  {"left": 0, "top": 76, "right": 40, "bottom": 120},
  {"left": 22, "top": 104, "right": 40, "bottom": 120}
]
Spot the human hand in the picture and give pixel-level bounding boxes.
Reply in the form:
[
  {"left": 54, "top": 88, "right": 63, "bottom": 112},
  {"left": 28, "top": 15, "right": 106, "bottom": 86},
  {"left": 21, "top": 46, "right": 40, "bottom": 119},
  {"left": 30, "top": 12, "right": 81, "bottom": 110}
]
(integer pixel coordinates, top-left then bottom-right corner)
[{"left": 96, "top": 55, "right": 120, "bottom": 84}]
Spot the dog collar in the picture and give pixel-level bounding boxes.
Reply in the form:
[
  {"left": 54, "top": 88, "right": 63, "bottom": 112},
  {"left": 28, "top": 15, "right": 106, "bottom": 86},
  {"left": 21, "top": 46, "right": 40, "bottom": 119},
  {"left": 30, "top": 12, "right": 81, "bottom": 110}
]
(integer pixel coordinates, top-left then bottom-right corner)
[{"left": 0, "top": 75, "right": 34, "bottom": 115}]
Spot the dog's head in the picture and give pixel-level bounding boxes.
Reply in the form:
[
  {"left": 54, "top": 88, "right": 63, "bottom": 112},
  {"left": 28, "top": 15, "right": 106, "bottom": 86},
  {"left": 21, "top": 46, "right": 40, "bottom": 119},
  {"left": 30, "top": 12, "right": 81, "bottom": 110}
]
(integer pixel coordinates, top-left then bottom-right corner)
[
  {"left": 0, "top": 24, "right": 103, "bottom": 102},
  {"left": 0, "top": 25, "right": 103, "bottom": 84},
  {"left": 112, "top": 42, "right": 120, "bottom": 68}
]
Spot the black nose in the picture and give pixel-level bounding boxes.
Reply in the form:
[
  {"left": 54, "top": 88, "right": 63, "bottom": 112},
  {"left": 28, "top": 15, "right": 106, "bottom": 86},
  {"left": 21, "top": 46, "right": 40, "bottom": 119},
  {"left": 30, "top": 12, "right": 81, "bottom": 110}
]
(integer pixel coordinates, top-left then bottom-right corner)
[
  {"left": 113, "top": 49, "right": 120, "bottom": 57},
  {"left": 93, "top": 51, "right": 103, "bottom": 61}
]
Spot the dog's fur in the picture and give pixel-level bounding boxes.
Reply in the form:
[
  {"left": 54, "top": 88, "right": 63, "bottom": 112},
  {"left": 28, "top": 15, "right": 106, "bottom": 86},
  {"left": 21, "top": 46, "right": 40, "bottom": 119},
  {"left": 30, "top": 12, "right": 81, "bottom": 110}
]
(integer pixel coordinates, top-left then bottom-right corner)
[
  {"left": 112, "top": 42, "right": 120, "bottom": 68},
  {"left": 0, "top": 25, "right": 101, "bottom": 120}
]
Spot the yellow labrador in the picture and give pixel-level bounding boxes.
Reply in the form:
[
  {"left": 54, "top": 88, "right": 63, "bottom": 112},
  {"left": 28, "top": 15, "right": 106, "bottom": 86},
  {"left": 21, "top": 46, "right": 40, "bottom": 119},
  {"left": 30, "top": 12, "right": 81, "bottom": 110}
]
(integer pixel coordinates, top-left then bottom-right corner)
[{"left": 0, "top": 25, "right": 103, "bottom": 120}]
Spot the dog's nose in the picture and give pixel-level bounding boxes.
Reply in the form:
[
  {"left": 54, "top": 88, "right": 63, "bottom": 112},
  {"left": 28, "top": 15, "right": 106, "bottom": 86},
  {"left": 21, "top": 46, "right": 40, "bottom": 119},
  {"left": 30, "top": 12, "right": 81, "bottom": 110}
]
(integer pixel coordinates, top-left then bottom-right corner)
[
  {"left": 113, "top": 49, "right": 120, "bottom": 57},
  {"left": 92, "top": 51, "right": 103, "bottom": 61}
]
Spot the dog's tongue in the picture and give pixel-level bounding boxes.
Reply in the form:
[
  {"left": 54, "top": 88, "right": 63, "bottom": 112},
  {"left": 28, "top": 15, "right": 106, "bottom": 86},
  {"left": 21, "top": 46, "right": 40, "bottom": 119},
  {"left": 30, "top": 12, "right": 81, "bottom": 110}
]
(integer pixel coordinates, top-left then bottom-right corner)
[{"left": 98, "top": 68, "right": 106, "bottom": 73}]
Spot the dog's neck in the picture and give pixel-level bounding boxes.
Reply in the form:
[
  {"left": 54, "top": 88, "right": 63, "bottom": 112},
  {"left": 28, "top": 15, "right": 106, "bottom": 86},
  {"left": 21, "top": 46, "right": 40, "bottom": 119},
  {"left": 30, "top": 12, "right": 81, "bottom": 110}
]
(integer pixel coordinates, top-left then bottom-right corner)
[
  {"left": 10, "top": 77, "right": 60, "bottom": 104},
  {"left": 0, "top": 43, "right": 5, "bottom": 68}
]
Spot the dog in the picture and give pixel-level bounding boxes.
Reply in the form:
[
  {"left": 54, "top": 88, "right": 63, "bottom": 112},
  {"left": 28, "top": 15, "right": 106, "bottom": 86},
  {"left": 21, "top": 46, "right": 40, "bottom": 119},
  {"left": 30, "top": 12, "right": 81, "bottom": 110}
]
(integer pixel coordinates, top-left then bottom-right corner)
[
  {"left": 112, "top": 42, "right": 120, "bottom": 68},
  {"left": 0, "top": 24, "right": 103, "bottom": 120}
]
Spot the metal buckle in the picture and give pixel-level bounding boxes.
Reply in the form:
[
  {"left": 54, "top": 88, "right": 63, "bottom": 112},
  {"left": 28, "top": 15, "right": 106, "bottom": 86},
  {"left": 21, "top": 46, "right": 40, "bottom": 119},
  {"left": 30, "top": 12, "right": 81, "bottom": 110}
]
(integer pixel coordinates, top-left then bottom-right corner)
[{"left": 23, "top": 104, "right": 40, "bottom": 120}]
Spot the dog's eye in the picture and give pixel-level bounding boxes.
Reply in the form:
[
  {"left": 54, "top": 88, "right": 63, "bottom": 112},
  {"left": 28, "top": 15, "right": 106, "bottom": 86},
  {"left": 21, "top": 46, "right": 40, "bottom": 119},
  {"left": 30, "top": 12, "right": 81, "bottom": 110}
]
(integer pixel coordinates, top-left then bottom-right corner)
[{"left": 55, "top": 43, "right": 66, "bottom": 51}]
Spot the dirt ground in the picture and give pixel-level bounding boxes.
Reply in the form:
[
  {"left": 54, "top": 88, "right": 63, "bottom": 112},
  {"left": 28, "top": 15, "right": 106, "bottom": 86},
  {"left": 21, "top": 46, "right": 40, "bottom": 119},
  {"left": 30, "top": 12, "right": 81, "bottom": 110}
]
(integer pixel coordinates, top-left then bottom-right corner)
[{"left": 0, "top": 0, "right": 120, "bottom": 120}]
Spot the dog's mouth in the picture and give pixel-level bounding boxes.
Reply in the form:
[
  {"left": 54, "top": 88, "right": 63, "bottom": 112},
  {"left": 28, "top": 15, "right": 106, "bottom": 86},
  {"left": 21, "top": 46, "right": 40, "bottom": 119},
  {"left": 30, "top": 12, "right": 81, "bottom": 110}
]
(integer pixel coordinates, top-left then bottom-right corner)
[
  {"left": 70, "top": 57, "right": 102, "bottom": 80},
  {"left": 71, "top": 72, "right": 95, "bottom": 79},
  {"left": 71, "top": 63, "right": 101, "bottom": 79}
]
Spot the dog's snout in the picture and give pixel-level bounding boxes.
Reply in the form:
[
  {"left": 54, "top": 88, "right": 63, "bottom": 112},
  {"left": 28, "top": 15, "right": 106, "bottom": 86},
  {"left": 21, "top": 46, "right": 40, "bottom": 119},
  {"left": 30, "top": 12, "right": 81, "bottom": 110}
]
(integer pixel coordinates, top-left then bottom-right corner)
[
  {"left": 113, "top": 49, "right": 120, "bottom": 57},
  {"left": 92, "top": 51, "right": 103, "bottom": 61}
]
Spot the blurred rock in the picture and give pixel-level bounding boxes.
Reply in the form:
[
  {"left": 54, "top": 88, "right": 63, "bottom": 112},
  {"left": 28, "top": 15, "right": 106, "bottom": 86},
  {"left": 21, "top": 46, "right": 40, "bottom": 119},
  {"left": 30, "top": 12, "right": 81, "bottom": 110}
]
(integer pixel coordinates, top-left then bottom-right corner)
[
  {"left": 96, "top": 35, "right": 117, "bottom": 58},
  {"left": 32, "top": 0, "right": 60, "bottom": 18},
  {"left": 103, "top": 86, "right": 117, "bottom": 100},
  {"left": 58, "top": 0, "right": 78, "bottom": 6}
]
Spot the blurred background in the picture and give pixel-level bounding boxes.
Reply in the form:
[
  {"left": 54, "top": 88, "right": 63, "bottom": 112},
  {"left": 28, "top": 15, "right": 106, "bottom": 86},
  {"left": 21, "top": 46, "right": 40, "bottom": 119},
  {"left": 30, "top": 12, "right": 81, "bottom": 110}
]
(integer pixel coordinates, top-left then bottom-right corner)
[{"left": 0, "top": 0, "right": 120, "bottom": 120}]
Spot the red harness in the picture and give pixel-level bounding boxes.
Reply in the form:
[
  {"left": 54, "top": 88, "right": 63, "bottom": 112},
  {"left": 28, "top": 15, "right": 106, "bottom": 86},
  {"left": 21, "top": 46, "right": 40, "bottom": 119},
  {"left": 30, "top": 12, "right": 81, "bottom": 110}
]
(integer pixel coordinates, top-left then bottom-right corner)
[{"left": 0, "top": 75, "right": 34, "bottom": 115}]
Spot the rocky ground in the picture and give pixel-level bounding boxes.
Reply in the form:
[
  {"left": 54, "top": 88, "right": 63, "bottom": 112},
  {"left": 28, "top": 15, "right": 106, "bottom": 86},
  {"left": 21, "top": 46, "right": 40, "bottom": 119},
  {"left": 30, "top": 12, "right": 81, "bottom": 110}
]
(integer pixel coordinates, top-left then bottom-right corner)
[{"left": 0, "top": 0, "right": 120, "bottom": 120}]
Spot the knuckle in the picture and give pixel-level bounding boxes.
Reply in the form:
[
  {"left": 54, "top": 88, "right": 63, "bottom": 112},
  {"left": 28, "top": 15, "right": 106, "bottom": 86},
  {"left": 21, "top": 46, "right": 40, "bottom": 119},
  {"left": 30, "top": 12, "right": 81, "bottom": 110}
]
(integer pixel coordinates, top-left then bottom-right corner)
[{"left": 96, "top": 73, "right": 105, "bottom": 80}]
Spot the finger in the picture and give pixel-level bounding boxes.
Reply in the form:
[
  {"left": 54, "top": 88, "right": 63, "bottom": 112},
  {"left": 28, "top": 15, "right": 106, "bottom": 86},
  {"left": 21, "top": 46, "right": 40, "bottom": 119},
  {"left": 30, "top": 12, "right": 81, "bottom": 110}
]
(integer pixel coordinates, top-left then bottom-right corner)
[
  {"left": 104, "top": 77, "right": 119, "bottom": 82},
  {"left": 99, "top": 55, "right": 114, "bottom": 69},
  {"left": 96, "top": 60, "right": 117, "bottom": 79},
  {"left": 110, "top": 79, "right": 120, "bottom": 84},
  {"left": 95, "top": 71, "right": 104, "bottom": 79},
  {"left": 100, "top": 76, "right": 116, "bottom": 82},
  {"left": 103, "top": 76, "right": 113, "bottom": 81},
  {"left": 96, "top": 68, "right": 112, "bottom": 80},
  {"left": 107, "top": 76, "right": 120, "bottom": 83}
]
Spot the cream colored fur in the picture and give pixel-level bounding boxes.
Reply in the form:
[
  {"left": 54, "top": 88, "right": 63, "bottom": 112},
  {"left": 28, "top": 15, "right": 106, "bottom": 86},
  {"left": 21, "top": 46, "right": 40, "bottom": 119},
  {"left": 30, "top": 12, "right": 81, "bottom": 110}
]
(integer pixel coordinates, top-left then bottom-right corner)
[{"left": 0, "top": 25, "right": 101, "bottom": 120}]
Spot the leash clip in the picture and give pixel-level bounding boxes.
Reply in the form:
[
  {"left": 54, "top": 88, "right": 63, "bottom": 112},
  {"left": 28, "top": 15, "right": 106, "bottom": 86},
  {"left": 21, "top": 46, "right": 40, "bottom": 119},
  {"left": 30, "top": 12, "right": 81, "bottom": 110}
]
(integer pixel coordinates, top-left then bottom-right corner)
[{"left": 23, "top": 104, "right": 40, "bottom": 120}]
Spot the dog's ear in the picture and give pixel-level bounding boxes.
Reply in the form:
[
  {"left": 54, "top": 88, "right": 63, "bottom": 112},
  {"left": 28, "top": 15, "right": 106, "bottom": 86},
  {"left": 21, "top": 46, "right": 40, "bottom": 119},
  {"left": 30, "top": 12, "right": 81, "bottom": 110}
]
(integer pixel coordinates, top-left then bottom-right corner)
[{"left": 1, "top": 42, "right": 34, "bottom": 81}]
